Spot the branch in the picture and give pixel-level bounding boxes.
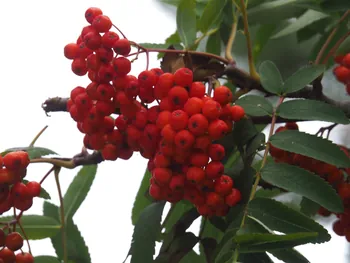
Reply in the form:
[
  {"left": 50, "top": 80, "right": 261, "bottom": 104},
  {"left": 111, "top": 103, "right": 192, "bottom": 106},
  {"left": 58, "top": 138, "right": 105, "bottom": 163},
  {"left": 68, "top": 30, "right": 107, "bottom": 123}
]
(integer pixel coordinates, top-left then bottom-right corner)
[{"left": 42, "top": 97, "right": 69, "bottom": 115}]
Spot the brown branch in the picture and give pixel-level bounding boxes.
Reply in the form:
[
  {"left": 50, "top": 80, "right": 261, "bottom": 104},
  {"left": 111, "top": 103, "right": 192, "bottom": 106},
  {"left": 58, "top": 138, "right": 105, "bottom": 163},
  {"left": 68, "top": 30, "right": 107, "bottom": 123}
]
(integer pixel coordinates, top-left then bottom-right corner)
[{"left": 42, "top": 97, "right": 69, "bottom": 114}]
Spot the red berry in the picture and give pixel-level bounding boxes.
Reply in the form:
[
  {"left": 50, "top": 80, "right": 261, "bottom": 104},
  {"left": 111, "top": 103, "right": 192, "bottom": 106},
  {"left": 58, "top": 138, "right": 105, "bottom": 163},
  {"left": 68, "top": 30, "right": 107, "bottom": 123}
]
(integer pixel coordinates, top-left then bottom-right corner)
[
  {"left": 342, "top": 53, "right": 350, "bottom": 68},
  {"left": 189, "top": 82, "right": 206, "bottom": 98},
  {"left": 214, "top": 175, "right": 234, "bottom": 195},
  {"left": 85, "top": 7, "right": 103, "bottom": 24},
  {"left": 208, "top": 119, "right": 229, "bottom": 140},
  {"left": 333, "top": 220, "right": 346, "bottom": 236},
  {"left": 230, "top": 105, "right": 245, "bottom": 121},
  {"left": 209, "top": 144, "right": 225, "bottom": 161},
  {"left": 184, "top": 97, "right": 203, "bottom": 116},
  {"left": 64, "top": 43, "right": 79, "bottom": 59},
  {"left": 206, "top": 192, "right": 224, "bottom": 207},
  {"left": 205, "top": 161, "right": 224, "bottom": 179},
  {"left": 113, "top": 39, "right": 131, "bottom": 56},
  {"left": 92, "top": 15, "right": 112, "bottom": 33},
  {"left": 101, "top": 31, "right": 120, "bottom": 48},
  {"left": 5, "top": 232, "right": 23, "bottom": 251},
  {"left": 168, "top": 86, "right": 189, "bottom": 108},
  {"left": 71, "top": 58, "right": 88, "bottom": 76},
  {"left": 170, "top": 110, "right": 189, "bottom": 131},
  {"left": 112, "top": 57, "right": 131, "bottom": 76},
  {"left": 333, "top": 66, "right": 350, "bottom": 84},
  {"left": 174, "top": 130, "right": 195, "bottom": 150},
  {"left": 202, "top": 99, "right": 221, "bottom": 120},
  {"left": 15, "top": 252, "right": 34, "bottom": 263},
  {"left": 174, "top": 68, "right": 193, "bottom": 87},
  {"left": 186, "top": 167, "right": 205, "bottom": 184},
  {"left": 83, "top": 32, "right": 102, "bottom": 50},
  {"left": 0, "top": 248, "right": 15, "bottom": 263},
  {"left": 188, "top": 114, "right": 209, "bottom": 136},
  {"left": 154, "top": 73, "right": 175, "bottom": 99},
  {"left": 214, "top": 86, "right": 233, "bottom": 105},
  {"left": 152, "top": 168, "right": 172, "bottom": 186},
  {"left": 26, "top": 181, "right": 41, "bottom": 197},
  {"left": 225, "top": 188, "right": 242, "bottom": 206}
]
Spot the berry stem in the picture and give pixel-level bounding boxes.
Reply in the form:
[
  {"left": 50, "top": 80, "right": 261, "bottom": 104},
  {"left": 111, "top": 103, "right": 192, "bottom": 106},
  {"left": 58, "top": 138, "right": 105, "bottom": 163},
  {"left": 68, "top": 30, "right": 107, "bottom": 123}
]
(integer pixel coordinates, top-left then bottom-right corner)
[
  {"left": 322, "top": 30, "right": 350, "bottom": 65},
  {"left": 29, "top": 125, "right": 49, "bottom": 147},
  {"left": 39, "top": 166, "right": 56, "bottom": 185},
  {"left": 315, "top": 10, "right": 349, "bottom": 64},
  {"left": 127, "top": 44, "right": 230, "bottom": 65},
  {"left": 239, "top": 0, "right": 260, "bottom": 81},
  {"left": 31, "top": 158, "right": 75, "bottom": 169},
  {"left": 112, "top": 24, "right": 127, "bottom": 39},
  {"left": 54, "top": 167, "right": 68, "bottom": 263},
  {"left": 232, "top": 96, "right": 285, "bottom": 263},
  {"left": 17, "top": 219, "right": 32, "bottom": 254},
  {"left": 225, "top": 10, "right": 239, "bottom": 64}
]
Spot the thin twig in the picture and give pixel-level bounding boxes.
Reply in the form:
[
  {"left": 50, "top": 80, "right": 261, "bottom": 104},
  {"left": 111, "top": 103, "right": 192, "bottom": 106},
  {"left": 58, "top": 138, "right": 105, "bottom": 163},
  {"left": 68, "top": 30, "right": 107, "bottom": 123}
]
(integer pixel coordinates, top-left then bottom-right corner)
[
  {"left": 322, "top": 31, "right": 350, "bottom": 64},
  {"left": 225, "top": 10, "right": 239, "bottom": 63},
  {"left": 17, "top": 219, "right": 32, "bottom": 254},
  {"left": 29, "top": 126, "right": 49, "bottom": 147}
]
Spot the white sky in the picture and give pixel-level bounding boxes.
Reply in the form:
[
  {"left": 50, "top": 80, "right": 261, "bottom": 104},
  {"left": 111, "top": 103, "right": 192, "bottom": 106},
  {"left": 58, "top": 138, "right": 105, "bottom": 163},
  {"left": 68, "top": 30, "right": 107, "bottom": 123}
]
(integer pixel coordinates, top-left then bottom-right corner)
[{"left": 0, "top": 0, "right": 348, "bottom": 262}]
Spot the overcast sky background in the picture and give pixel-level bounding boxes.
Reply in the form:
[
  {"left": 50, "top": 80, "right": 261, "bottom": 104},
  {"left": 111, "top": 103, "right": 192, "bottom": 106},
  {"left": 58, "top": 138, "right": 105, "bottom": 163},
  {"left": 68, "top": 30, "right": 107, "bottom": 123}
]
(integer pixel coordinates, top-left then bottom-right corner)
[{"left": 0, "top": 0, "right": 349, "bottom": 262}]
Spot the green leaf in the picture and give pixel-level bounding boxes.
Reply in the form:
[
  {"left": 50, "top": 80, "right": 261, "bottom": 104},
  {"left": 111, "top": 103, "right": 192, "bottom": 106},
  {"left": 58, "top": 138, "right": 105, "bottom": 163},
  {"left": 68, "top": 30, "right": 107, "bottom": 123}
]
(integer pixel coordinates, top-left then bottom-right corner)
[
  {"left": 248, "top": 198, "right": 331, "bottom": 243},
  {"left": 320, "top": 0, "right": 350, "bottom": 12},
  {"left": 246, "top": 133, "right": 266, "bottom": 157},
  {"left": 1, "top": 146, "right": 57, "bottom": 159},
  {"left": 239, "top": 253, "right": 274, "bottom": 263},
  {"left": 277, "top": 99, "right": 350, "bottom": 124},
  {"left": 199, "top": 0, "right": 227, "bottom": 33},
  {"left": 259, "top": 61, "right": 284, "bottom": 94},
  {"left": 132, "top": 169, "right": 153, "bottom": 225},
  {"left": 43, "top": 201, "right": 91, "bottom": 263},
  {"left": 270, "top": 249, "right": 310, "bottom": 263},
  {"left": 233, "top": 118, "right": 259, "bottom": 147},
  {"left": 300, "top": 197, "right": 321, "bottom": 217},
  {"left": 261, "top": 162, "right": 344, "bottom": 213},
  {"left": 336, "top": 35, "right": 350, "bottom": 56},
  {"left": 283, "top": 64, "right": 326, "bottom": 94},
  {"left": 235, "top": 95, "right": 273, "bottom": 117},
  {"left": 179, "top": 250, "right": 203, "bottom": 263},
  {"left": 255, "top": 188, "right": 282, "bottom": 199},
  {"left": 0, "top": 215, "right": 60, "bottom": 240},
  {"left": 177, "top": 0, "right": 197, "bottom": 48},
  {"left": 166, "top": 232, "right": 199, "bottom": 262},
  {"left": 234, "top": 232, "right": 318, "bottom": 253},
  {"left": 253, "top": 24, "right": 278, "bottom": 63},
  {"left": 269, "top": 130, "right": 350, "bottom": 168},
  {"left": 138, "top": 43, "right": 170, "bottom": 49},
  {"left": 63, "top": 165, "right": 97, "bottom": 222},
  {"left": 130, "top": 201, "right": 166, "bottom": 263},
  {"left": 163, "top": 201, "right": 193, "bottom": 234},
  {"left": 34, "top": 256, "right": 61, "bottom": 263},
  {"left": 272, "top": 10, "right": 329, "bottom": 39},
  {"left": 206, "top": 30, "right": 222, "bottom": 55}
]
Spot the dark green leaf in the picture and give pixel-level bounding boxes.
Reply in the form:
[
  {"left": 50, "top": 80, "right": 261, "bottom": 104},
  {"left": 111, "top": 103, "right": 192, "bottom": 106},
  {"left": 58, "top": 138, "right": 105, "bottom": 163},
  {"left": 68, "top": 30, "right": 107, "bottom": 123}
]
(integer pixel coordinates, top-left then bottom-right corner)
[
  {"left": 163, "top": 201, "right": 193, "bottom": 234},
  {"left": 269, "top": 130, "right": 350, "bottom": 168},
  {"left": 177, "top": 0, "right": 197, "bottom": 48},
  {"left": 1, "top": 146, "right": 57, "bottom": 159},
  {"left": 261, "top": 162, "right": 343, "bottom": 213},
  {"left": 255, "top": 188, "right": 282, "bottom": 198},
  {"left": 320, "top": 0, "right": 350, "bottom": 12},
  {"left": 0, "top": 215, "right": 60, "bottom": 240},
  {"left": 234, "top": 232, "right": 318, "bottom": 253},
  {"left": 253, "top": 24, "right": 277, "bottom": 63},
  {"left": 259, "top": 61, "right": 284, "bottom": 94},
  {"left": 167, "top": 232, "right": 199, "bottom": 262},
  {"left": 132, "top": 169, "right": 152, "bottom": 225},
  {"left": 201, "top": 238, "right": 217, "bottom": 262},
  {"left": 179, "top": 250, "right": 203, "bottom": 263},
  {"left": 199, "top": 0, "right": 227, "bottom": 33},
  {"left": 63, "top": 165, "right": 97, "bottom": 222},
  {"left": 248, "top": 198, "right": 331, "bottom": 243},
  {"left": 277, "top": 99, "right": 350, "bottom": 124},
  {"left": 239, "top": 253, "right": 274, "bottom": 263},
  {"left": 272, "top": 10, "right": 328, "bottom": 39},
  {"left": 233, "top": 118, "right": 259, "bottom": 147},
  {"left": 199, "top": 217, "right": 224, "bottom": 258},
  {"left": 206, "top": 30, "right": 222, "bottom": 55},
  {"left": 270, "top": 249, "right": 310, "bottom": 263},
  {"left": 43, "top": 201, "right": 91, "bottom": 263},
  {"left": 130, "top": 201, "right": 166, "bottom": 263},
  {"left": 246, "top": 133, "right": 266, "bottom": 157},
  {"left": 336, "top": 35, "right": 350, "bottom": 56},
  {"left": 235, "top": 95, "right": 273, "bottom": 117},
  {"left": 283, "top": 64, "right": 326, "bottom": 94},
  {"left": 300, "top": 197, "right": 321, "bottom": 217},
  {"left": 34, "top": 256, "right": 61, "bottom": 263}
]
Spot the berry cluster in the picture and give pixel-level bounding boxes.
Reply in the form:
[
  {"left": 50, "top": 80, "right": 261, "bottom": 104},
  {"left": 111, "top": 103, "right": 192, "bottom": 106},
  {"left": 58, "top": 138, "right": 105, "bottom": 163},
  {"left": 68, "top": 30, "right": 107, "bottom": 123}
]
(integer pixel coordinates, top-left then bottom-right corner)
[
  {"left": 0, "top": 230, "right": 33, "bottom": 263},
  {"left": 269, "top": 123, "right": 350, "bottom": 241},
  {"left": 0, "top": 152, "right": 41, "bottom": 214},
  {"left": 64, "top": 7, "right": 247, "bottom": 217},
  {"left": 333, "top": 54, "right": 350, "bottom": 95}
]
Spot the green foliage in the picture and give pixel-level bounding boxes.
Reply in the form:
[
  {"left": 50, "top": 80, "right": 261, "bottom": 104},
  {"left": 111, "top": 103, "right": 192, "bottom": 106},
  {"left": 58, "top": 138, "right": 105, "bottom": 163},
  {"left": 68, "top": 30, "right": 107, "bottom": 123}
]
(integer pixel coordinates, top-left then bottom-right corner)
[
  {"left": 272, "top": 10, "right": 329, "bottom": 39},
  {"left": 132, "top": 169, "right": 153, "bottom": 225},
  {"left": 43, "top": 201, "right": 91, "bottom": 263},
  {"left": 336, "top": 34, "right": 350, "bottom": 55},
  {"left": 0, "top": 215, "right": 60, "bottom": 240},
  {"left": 206, "top": 30, "right": 222, "bottom": 55},
  {"left": 253, "top": 24, "right": 278, "bottom": 63},
  {"left": 271, "top": 249, "right": 311, "bottom": 263},
  {"left": 62, "top": 165, "right": 97, "bottom": 222},
  {"left": 34, "top": 256, "right": 61, "bottom": 263},
  {"left": 300, "top": 197, "right": 321, "bottom": 217},
  {"left": 248, "top": 198, "right": 331, "bottom": 243},
  {"left": 282, "top": 64, "right": 326, "bottom": 94},
  {"left": 235, "top": 95, "right": 273, "bottom": 116},
  {"left": 176, "top": 0, "right": 197, "bottom": 48},
  {"left": 269, "top": 130, "right": 350, "bottom": 168},
  {"left": 130, "top": 201, "right": 166, "bottom": 263},
  {"left": 261, "top": 162, "right": 343, "bottom": 213},
  {"left": 259, "top": 60, "right": 284, "bottom": 94},
  {"left": 163, "top": 201, "right": 193, "bottom": 234},
  {"left": 1, "top": 146, "right": 57, "bottom": 159},
  {"left": 277, "top": 99, "right": 350, "bottom": 124},
  {"left": 198, "top": 0, "right": 227, "bottom": 33}
]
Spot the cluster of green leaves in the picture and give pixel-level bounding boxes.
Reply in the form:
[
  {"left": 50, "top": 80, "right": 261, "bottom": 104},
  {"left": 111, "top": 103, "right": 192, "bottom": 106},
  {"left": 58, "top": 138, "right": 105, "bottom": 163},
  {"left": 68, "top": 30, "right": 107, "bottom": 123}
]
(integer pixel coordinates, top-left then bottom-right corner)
[{"left": 0, "top": 144, "right": 97, "bottom": 263}]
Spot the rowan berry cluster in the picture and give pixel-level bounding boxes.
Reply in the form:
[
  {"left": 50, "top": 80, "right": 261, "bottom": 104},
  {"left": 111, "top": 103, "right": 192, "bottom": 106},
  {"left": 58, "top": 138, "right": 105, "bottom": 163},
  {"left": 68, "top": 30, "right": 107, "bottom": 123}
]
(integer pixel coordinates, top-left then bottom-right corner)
[
  {"left": 333, "top": 54, "right": 350, "bottom": 95},
  {"left": 63, "top": 7, "right": 246, "bottom": 217},
  {"left": 269, "top": 123, "right": 350, "bottom": 241},
  {"left": 0, "top": 229, "right": 33, "bottom": 263},
  {"left": 0, "top": 152, "right": 41, "bottom": 214}
]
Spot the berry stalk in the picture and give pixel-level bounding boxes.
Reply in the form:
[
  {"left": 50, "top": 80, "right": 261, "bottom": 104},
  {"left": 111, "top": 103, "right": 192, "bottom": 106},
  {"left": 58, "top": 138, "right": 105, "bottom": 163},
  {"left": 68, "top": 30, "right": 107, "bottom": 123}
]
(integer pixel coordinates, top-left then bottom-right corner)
[{"left": 224, "top": 10, "right": 239, "bottom": 64}]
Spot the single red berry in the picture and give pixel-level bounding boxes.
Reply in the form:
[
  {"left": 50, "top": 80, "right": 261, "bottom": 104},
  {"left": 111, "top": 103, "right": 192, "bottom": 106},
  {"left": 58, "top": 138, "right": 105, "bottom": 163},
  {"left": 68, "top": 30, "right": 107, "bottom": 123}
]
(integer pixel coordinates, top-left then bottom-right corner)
[
  {"left": 71, "top": 58, "right": 88, "bottom": 76},
  {"left": 206, "top": 192, "right": 224, "bottom": 207},
  {"left": 113, "top": 39, "right": 131, "bottom": 56},
  {"left": 161, "top": 124, "right": 176, "bottom": 142},
  {"left": 194, "top": 135, "right": 211, "bottom": 152},
  {"left": 225, "top": 188, "right": 242, "bottom": 206},
  {"left": 64, "top": 43, "right": 79, "bottom": 59},
  {"left": 112, "top": 57, "right": 131, "bottom": 76},
  {"left": 3, "top": 151, "right": 29, "bottom": 170},
  {"left": 156, "top": 111, "right": 172, "bottom": 130},
  {"left": 138, "top": 70, "right": 157, "bottom": 88},
  {"left": 169, "top": 174, "right": 185, "bottom": 191},
  {"left": 85, "top": 7, "right": 103, "bottom": 24},
  {"left": 168, "top": 86, "right": 189, "bottom": 108},
  {"left": 170, "top": 110, "right": 189, "bottom": 131},
  {"left": 0, "top": 248, "right": 15, "bottom": 263},
  {"left": 202, "top": 99, "right": 222, "bottom": 120},
  {"left": 174, "top": 67, "right": 193, "bottom": 87},
  {"left": 208, "top": 144, "right": 225, "bottom": 161},
  {"left": 5, "top": 232, "right": 24, "bottom": 251},
  {"left": 11, "top": 182, "right": 30, "bottom": 200},
  {"left": 92, "top": 15, "right": 112, "bottom": 32},
  {"left": 174, "top": 130, "right": 195, "bottom": 150},
  {"left": 26, "top": 181, "right": 41, "bottom": 197},
  {"left": 285, "top": 122, "right": 298, "bottom": 130},
  {"left": 214, "top": 86, "right": 233, "bottom": 105},
  {"left": 83, "top": 31, "right": 102, "bottom": 50},
  {"left": 208, "top": 119, "right": 229, "bottom": 140},
  {"left": 333, "top": 65, "right": 350, "bottom": 84},
  {"left": 230, "top": 105, "right": 245, "bottom": 122},
  {"left": 149, "top": 183, "right": 163, "bottom": 200},
  {"left": 342, "top": 53, "right": 350, "bottom": 68},
  {"left": 190, "top": 151, "right": 210, "bottom": 167},
  {"left": 184, "top": 97, "right": 203, "bottom": 116},
  {"left": 186, "top": 167, "right": 205, "bottom": 184},
  {"left": 205, "top": 161, "right": 224, "bottom": 179},
  {"left": 333, "top": 220, "right": 346, "bottom": 236},
  {"left": 101, "top": 31, "right": 120, "bottom": 48},
  {"left": 154, "top": 73, "right": 175, "bottom": 99},
  {"left": 188, "top": 114, "right": 209, "bottom": 136},
  {"left": 334, "top": 55, "right": 345, "bottom": 64},
  {"left": 152, "top": 168, "right": 172, "bottom": 186},
  {"left": 189, "top": 82, "right": 206, "bottom": 98},
  {"left": 215, "top": 175, "right": 234, "bottom": 195}
]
